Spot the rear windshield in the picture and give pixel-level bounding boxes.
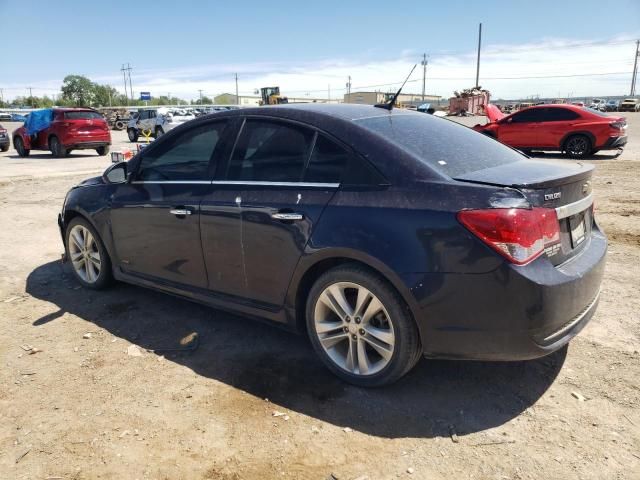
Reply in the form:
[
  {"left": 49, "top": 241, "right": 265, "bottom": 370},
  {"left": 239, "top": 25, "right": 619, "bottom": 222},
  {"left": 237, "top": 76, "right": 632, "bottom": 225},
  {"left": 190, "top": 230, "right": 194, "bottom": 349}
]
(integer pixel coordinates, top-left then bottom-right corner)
[
  {"left": 355, "top": 114, "right": 524, "bottom": 177},
  {"left": 64, "top": 111, "right": 103, "bottom": 120}
]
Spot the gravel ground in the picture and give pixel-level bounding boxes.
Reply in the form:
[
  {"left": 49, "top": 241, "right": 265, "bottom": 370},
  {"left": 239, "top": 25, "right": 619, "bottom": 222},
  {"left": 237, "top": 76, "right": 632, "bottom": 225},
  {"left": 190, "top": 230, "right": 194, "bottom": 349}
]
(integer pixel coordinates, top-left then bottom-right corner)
[{"left": 0, "top": 113, "right": 638, "bottom": 480}]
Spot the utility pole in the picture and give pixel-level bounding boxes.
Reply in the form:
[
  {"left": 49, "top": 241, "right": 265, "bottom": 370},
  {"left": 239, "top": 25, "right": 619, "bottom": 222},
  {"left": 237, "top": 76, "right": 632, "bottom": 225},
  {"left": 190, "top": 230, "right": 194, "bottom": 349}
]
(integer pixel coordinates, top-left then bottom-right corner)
[
  {"left": 346, "top": 76, "right": 352, "bottom": 100},
  {"left": 328, "top": 84, "right": 331, "bottom": 103},
  {"left": 421, "top": 53, "right": 428, "bottom": 101},
  {"left": 126, "top": 63, "right": 133, "bottom": 102},
  {"left": 108, "top": 85, "right": 112, "bottom": 107},
  {"left": 631, "top": 39, "right": 639, "bottom": 96},
  {"left": 120, "top": 64, "right": 129, "bottom": 104},
  {"left": 0, "top": 88, "right": 3, "bottom": 105},
  {"left": 475, "top": 22, "right": 482, "bottom": 88},
  {"left": 235, "top": 73, "right": 239, "bottom": 105},
  {"left": 198, "top": 89, "right": 203, "bottom": 104},
  {"left": 27, "top": 87, "right": 33, "bottom": 107}
]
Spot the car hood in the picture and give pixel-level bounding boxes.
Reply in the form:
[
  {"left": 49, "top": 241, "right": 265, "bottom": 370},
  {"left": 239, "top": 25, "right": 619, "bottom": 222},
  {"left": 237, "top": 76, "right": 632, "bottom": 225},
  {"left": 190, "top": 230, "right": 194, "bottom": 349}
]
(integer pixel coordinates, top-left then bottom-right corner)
[{"left": 484, "top": 104, "right": 505, "bottom": 123}]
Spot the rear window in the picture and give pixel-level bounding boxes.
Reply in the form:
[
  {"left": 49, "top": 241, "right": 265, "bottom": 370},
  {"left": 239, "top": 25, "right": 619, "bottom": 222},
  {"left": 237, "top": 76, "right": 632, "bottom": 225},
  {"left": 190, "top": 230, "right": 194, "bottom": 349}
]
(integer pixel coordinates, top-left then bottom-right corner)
[
  {"left": 64, "top": 111, "right": 103, "bottom": 120},
  {"left": 355, "top": 114, "right": 524, "bottom": 177}
]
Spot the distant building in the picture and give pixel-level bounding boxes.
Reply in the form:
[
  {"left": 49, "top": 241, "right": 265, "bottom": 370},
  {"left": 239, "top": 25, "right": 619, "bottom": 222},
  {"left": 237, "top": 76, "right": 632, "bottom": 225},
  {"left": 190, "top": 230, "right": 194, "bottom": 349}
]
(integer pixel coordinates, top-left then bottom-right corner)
[
  {"left": 344, "top": 91, "right": 441, "bottom": 106},
  {"left": 214, "top": 93, "right": 341, "bottom": 106}
]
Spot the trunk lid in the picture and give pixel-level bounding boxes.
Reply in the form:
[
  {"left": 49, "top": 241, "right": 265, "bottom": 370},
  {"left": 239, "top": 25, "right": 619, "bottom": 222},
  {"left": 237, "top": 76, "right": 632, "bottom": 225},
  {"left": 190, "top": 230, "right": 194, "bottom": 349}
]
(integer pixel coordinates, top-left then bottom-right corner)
[
  {"left": 484, "top": 103, "right": 505, "bottom": 123},
  {"left": 455, "top": 159, "right": 595, "bottom": 265}
]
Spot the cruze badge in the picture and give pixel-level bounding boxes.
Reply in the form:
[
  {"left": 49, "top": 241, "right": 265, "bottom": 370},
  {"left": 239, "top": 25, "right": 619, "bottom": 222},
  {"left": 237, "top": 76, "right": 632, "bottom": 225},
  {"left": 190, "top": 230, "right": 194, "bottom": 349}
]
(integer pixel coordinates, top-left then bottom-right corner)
[{"left": 544, "top": 192, "right": 562, "bottom": 201}]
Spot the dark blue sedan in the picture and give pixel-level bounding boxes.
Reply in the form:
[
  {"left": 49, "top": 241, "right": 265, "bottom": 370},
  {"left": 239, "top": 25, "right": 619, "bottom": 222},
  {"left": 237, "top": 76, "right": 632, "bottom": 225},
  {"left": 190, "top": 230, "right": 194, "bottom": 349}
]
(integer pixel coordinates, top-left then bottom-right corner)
[{"left": 58, "top": 104, "right": 606, "bottom": 386}]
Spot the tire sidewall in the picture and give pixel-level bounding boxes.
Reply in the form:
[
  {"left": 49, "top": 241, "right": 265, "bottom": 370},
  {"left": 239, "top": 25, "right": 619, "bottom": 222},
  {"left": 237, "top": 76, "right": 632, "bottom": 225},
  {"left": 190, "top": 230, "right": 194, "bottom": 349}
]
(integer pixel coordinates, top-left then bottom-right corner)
[
  {"left": 65, "top": 217, "right": 112, "bottom": 289},
  {"left": 564, "top": 134, "right": 591, "bottom": 158},
  {"left": 127, "top": 129, "right": 138, "bottom": 142},
  {"left": 305, "top": 266, "right": 418, "bottom": 387}
]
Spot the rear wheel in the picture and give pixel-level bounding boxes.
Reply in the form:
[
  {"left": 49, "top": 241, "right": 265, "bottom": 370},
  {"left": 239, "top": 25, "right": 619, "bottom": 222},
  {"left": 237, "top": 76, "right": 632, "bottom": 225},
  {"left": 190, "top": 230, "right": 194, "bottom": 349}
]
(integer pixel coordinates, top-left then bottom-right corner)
[
  {"left": 1, "top": 144, "right": 8, "bottom": 152},
  {"left": 14, "top": 137, "right": 30, "bottom": 157},
  {"left": 564, "top": 134, "right": 592, "bottom": 159},
  {"left": 127, "top": 128, "right": 139, "bottom": 142},
  {"left": 155, "top": 127, "right": 164, "bottom": 138},
  {"left": 114, "top": 120, "right": 126, "bottom": 130},
  {"left": 49, "top": 136, "right": 67, "bottom": 158},
  {"left": 65, "top": 217, "right": 113, "bottom": 289},
  {"left": 96, "top": 145, "right": 110, "bottom": 156},
  {"left": 306, "top": 264, "right": 421, "bottom": 387}
]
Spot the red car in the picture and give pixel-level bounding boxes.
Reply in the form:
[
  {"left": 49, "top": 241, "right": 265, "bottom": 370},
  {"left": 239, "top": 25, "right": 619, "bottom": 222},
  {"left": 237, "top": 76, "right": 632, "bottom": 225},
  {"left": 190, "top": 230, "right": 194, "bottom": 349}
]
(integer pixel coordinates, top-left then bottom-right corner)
[
  {"left": 474, "top": 104, "right": 627, "bottom": 158},
  {"left": 13, "top": 108, "right": 111, "bottom": 158}
]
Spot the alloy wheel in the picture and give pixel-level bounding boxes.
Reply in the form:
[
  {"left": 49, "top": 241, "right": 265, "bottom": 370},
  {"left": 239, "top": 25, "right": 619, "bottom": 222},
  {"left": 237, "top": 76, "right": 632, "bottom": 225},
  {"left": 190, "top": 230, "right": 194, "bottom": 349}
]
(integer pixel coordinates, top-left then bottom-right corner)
[
  {"left": 566, "top": 136, "right": 589, "bottom": 157},
  {"left": 313, "top": 282, "right": 395, "bottom": 376},
  {"left": 68, "top": 225, "right": 101, "bottom": 283}
]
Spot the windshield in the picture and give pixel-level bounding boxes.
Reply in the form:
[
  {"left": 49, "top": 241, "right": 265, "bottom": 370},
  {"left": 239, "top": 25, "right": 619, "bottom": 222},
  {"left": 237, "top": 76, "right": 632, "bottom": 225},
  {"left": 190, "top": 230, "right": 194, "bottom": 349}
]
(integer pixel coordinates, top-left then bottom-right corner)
[
  {"left": 355, "top": 114, "right": 524, "bottom": 177},
  {"left": 64, "top": 111, "right": 103, "bottom": 120}
]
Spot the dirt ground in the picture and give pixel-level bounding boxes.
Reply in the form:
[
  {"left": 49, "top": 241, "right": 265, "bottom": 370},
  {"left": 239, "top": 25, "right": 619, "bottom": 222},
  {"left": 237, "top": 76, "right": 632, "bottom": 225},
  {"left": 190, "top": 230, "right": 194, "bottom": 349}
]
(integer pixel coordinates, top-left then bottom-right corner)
[{"left": 0, "top": 114, "right": 638, "bottom": 480}]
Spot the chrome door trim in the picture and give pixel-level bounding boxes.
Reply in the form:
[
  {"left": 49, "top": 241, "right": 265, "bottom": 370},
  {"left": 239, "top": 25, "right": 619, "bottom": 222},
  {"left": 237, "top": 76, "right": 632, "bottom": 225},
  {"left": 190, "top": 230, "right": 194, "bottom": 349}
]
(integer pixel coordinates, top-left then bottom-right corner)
[
  {"left": 131, "top": 180, "right": 212, "bottom": 185},
  {"left": 211, "top": 181, "right": 339, "bottom": 188},
  {"left": 272, "top": 212, "right": 304, "bottom": 221},
  {"left": 555, "top": 194, "right": 593, "bottom": 219}
]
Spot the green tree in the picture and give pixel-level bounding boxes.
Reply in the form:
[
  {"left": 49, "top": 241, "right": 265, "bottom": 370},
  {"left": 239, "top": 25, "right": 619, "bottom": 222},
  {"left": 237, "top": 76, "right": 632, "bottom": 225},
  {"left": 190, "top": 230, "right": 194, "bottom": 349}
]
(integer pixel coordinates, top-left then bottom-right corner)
[
  {"left": 61, "top": 75, "right": 95, "bottom": 106},
  {"left": 93, "top": 84, "right": 120, "bottom": 107}
]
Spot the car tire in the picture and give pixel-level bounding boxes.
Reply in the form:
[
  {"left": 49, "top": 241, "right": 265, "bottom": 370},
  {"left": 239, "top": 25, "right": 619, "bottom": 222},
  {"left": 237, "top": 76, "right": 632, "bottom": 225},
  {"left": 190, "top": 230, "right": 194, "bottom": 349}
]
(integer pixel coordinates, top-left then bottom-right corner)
[
  {"left": 127, "top": 128, "right": 139, "bottom": 142},
  {"left": 96, "top": 145, "right": 110, "bottom": 156},
  {"left": 65, "top": 217, "right": 113, "bottom": 290},
  {"left": 114, "top": 120, "right": 126, "bottom": 130},
  {"left": 306, "top": 264, "right": 421, "bottom": 387},
  {"left": 14, "top": 137, "right": 30, "bottom": 157},
  {"left": 564, "top": 134, "right": 592, "bottom": 159},
  {"left": 155, "top": 127, "right": 164, "bottom": 138},
  {"left": 0, "top": 145, "right": 8, "bottom": 152},
  {"left": 49, "top": 136, "right": 67, "bottom": 158}
]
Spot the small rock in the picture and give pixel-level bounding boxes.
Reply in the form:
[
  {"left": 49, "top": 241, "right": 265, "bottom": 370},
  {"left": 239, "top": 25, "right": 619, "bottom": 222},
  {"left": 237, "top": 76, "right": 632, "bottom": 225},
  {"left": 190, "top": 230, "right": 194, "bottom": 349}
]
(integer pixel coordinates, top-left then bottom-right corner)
[
  {"left": 28, "top": 347, "right": 42, "bottom": 355},
  {"left": 343, "top": 427, "right": 353, "bottom": 433},
  {"left": 272, "top": 410, "right": 287, "bottom": 418},
  {"left": 571, "top": 391, "right": 586, "bottom": 402},
  {"left": 127, "top": 345, "right": 143, "bottom": 357},
  {"left": 407, "top": 467, "right": 415, "bottom": 474},
  {"left": 83, "top": 333, "right": 92, "bottom": 339},
  {"left": 119, "top": 429, "right": 130, "bottom": 438},
  {"left": 311, "top": 426, "right": 320, "bottom": 434},
  {"left": 449, "top": 425, "right": 459, "bottom": 443},
  {"left": 73, "top": 347, "right": 79, "bottom": 352}
]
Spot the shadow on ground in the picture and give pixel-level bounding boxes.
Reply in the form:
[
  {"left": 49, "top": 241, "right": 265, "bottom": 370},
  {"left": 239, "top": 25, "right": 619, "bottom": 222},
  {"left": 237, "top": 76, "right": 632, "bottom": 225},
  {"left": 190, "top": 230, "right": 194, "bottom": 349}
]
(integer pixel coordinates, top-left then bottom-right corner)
[
  {"left": 27, "top": 260, "right": 566, "bottom": 439},
  {"left": 5, "top": 152, "right": 104, "bottom": 160}
]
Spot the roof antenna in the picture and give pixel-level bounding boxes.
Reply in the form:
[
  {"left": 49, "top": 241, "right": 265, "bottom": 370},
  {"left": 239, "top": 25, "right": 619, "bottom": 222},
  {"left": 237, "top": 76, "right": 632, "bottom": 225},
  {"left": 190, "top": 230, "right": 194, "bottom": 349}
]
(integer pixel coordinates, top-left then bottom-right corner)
[{"left": 374, "top": 64, "right": 417, "bottom": 110}]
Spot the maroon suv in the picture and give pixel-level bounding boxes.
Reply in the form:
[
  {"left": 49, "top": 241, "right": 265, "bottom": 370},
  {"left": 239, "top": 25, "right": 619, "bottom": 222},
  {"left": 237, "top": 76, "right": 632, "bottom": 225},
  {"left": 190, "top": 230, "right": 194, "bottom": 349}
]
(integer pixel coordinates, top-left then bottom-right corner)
[{"left": 13, "top": 108, "right": 111, "bottom": 157}]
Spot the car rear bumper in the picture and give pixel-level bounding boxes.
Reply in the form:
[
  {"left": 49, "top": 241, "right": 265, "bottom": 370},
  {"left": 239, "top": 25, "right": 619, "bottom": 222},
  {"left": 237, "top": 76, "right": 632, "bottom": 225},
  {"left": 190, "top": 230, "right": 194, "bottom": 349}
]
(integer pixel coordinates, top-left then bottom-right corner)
[
  {"left": 63, "top": 141, "right": 111, "bottom": 150},
  {"left": 409, "top": 226, "right": 607, "bottom": 361},
  {"left": 601, "top": 135, "right": 627, "bottom": 149}
]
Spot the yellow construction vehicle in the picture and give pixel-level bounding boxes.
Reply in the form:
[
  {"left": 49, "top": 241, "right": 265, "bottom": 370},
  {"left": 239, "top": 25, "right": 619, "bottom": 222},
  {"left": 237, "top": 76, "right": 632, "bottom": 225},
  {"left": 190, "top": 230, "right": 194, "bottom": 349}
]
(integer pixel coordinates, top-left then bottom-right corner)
[{"left": 259, "top": 87, "right": 288, "bottom": 106}]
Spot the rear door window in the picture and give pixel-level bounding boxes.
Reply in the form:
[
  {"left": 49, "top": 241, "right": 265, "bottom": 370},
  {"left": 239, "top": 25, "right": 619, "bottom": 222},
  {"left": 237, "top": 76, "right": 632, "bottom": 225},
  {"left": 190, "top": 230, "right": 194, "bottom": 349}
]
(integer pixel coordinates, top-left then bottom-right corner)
[
  {"left": 303, "top": 134, "right": 350, "bottom": 184},
  {"left": 227, "top": 119, "right": 314, "bottom": 182},
  {"left": 137, "top": 121, "right": 227, "bottom": 181},
  {"left": 540, "top": 108, "right": 581, "bottom": 121},
  {"left": 509, "top": 108, "right": 545, "bottom": 123},
  {"left": 356, "top": 113, "right": 524, "bottom": 178}
]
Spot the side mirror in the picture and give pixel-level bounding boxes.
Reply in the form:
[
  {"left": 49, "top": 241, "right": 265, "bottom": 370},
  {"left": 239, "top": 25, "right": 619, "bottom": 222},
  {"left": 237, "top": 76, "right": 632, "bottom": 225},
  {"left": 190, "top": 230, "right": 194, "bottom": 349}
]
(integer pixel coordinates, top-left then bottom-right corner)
[{"left": 103, "top": 162, "right": 127, "bottom": 184}]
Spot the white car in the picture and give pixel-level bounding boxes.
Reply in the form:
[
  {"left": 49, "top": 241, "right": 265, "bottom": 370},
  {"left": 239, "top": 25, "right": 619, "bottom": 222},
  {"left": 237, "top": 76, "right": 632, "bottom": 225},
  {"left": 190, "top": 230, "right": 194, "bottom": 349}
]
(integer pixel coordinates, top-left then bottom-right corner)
[{"left": 126, "top": 107, "right": 193, "bottom": 142}]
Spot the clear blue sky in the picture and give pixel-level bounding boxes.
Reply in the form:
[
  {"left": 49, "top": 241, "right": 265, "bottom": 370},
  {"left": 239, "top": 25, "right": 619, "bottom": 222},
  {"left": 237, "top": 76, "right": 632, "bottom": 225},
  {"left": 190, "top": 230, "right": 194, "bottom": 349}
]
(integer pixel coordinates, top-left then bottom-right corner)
[{"left": 1, "top": 0, "right": 639, "bottom": 99}]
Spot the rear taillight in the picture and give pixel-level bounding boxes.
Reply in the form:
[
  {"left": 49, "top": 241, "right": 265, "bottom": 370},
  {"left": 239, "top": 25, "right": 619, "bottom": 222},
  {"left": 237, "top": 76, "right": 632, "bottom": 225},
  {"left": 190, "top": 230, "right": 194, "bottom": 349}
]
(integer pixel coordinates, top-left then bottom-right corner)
[
  {"left": 457, "top": 208, "right": 560, "bottom": 265},
  {"left": 0, "top": 129, "right": 6, "bottom": 134}
]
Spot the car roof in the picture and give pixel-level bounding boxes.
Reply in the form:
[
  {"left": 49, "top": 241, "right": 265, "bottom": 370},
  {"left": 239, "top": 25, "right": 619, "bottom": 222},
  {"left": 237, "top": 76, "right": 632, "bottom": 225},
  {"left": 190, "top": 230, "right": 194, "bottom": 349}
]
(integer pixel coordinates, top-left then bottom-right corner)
[
  {"left": 53, "top": 108, "right": 98, "bottom": 112},
  {"left": 213, "top": 103, "right": 423, "bottom": 122}
]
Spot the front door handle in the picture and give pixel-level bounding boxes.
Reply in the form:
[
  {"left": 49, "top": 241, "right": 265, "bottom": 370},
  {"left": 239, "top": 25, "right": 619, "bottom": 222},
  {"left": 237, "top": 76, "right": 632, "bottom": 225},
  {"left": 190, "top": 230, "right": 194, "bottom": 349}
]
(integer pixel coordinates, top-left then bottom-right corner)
[
  {"left": 272, "top": 212, "right": 303, "bottom": 221},
  {"left": 170, "top": 208, "right": 192, "bottom": 216}
]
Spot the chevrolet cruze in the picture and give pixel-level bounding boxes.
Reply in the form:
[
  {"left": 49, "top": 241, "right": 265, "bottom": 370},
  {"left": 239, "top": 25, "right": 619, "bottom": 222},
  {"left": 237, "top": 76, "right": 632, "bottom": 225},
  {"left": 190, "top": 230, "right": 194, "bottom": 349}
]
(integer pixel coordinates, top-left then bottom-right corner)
[{"left": 58, "top": 104, "right": 606, "bottom": 386}]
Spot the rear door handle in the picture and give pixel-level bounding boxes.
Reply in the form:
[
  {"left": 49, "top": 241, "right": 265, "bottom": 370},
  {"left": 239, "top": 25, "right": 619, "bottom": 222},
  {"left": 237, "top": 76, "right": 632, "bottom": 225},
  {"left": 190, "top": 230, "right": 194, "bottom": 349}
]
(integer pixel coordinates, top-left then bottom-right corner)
[
  {"left": 170, "top": 208, "right": 192, "bottom": 216},
  {"left": 272, "top": 212, "right": 303, "bottom": 221}
]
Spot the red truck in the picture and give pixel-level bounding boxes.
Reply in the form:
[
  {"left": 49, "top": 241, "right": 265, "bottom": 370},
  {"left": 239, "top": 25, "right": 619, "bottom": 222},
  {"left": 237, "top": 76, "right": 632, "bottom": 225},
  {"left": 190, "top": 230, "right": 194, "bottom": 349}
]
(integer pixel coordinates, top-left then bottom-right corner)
[{"left": 13, "top": 108, "right": 111, "bottom": 157}]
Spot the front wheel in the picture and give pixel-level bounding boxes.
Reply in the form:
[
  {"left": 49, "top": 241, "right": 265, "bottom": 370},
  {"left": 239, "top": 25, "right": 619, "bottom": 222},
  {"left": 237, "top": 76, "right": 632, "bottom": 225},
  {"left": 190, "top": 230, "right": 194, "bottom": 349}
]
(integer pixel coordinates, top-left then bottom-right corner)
[
  {"left": 127, "top": 128, "right": 139, "bottom": 142},
  {"left": 65, "top": 217, "right": 113, "bottom": 289},
  {"left": 306, "top": 264, "right": 421, "bottom": 387},
  {"left": 14, "top": 137, "right": 30, "bottom": 157},
  {"left": 564, "top": 134, "right": 592, "bottom": 159},
  {"left": 96, "top": 145, "right": 110, "bottom": 156}
]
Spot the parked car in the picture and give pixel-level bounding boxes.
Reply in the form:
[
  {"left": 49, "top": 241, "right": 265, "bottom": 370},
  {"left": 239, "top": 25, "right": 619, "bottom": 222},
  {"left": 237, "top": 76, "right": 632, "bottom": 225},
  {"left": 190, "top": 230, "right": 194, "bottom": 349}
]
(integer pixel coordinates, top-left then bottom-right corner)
[
  {"left": 571, "top": 102, "right": 585, "bottom": 107},
  {"left": 127, "top": 108, "right": 193, "bottom": 142},
  {"left": 58, "top": 104, "right": 606, "bottom": 386},
  {"left": 618, "top": 98, "right": 640, "bottom": 112},
  {"left": 0, "top": 111, "right": 12, "bottom": 121},
  {"left": 13, "top": 108, "right": 111, "bottom": 157},
  {"left": 11, "top": 113, "right": 27, "bottom": 122},
  {"left": 604, "top": 100, "right": 619, "bottom": 112},
  {"left": 475, "top": 104, "right": 627, "bottom": 158},
  {"left": 589, "top": 99, "right": 606, "bottom": 111},
  {"left": 0, "top": 123, "right": 10, "bottom": 152}
]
